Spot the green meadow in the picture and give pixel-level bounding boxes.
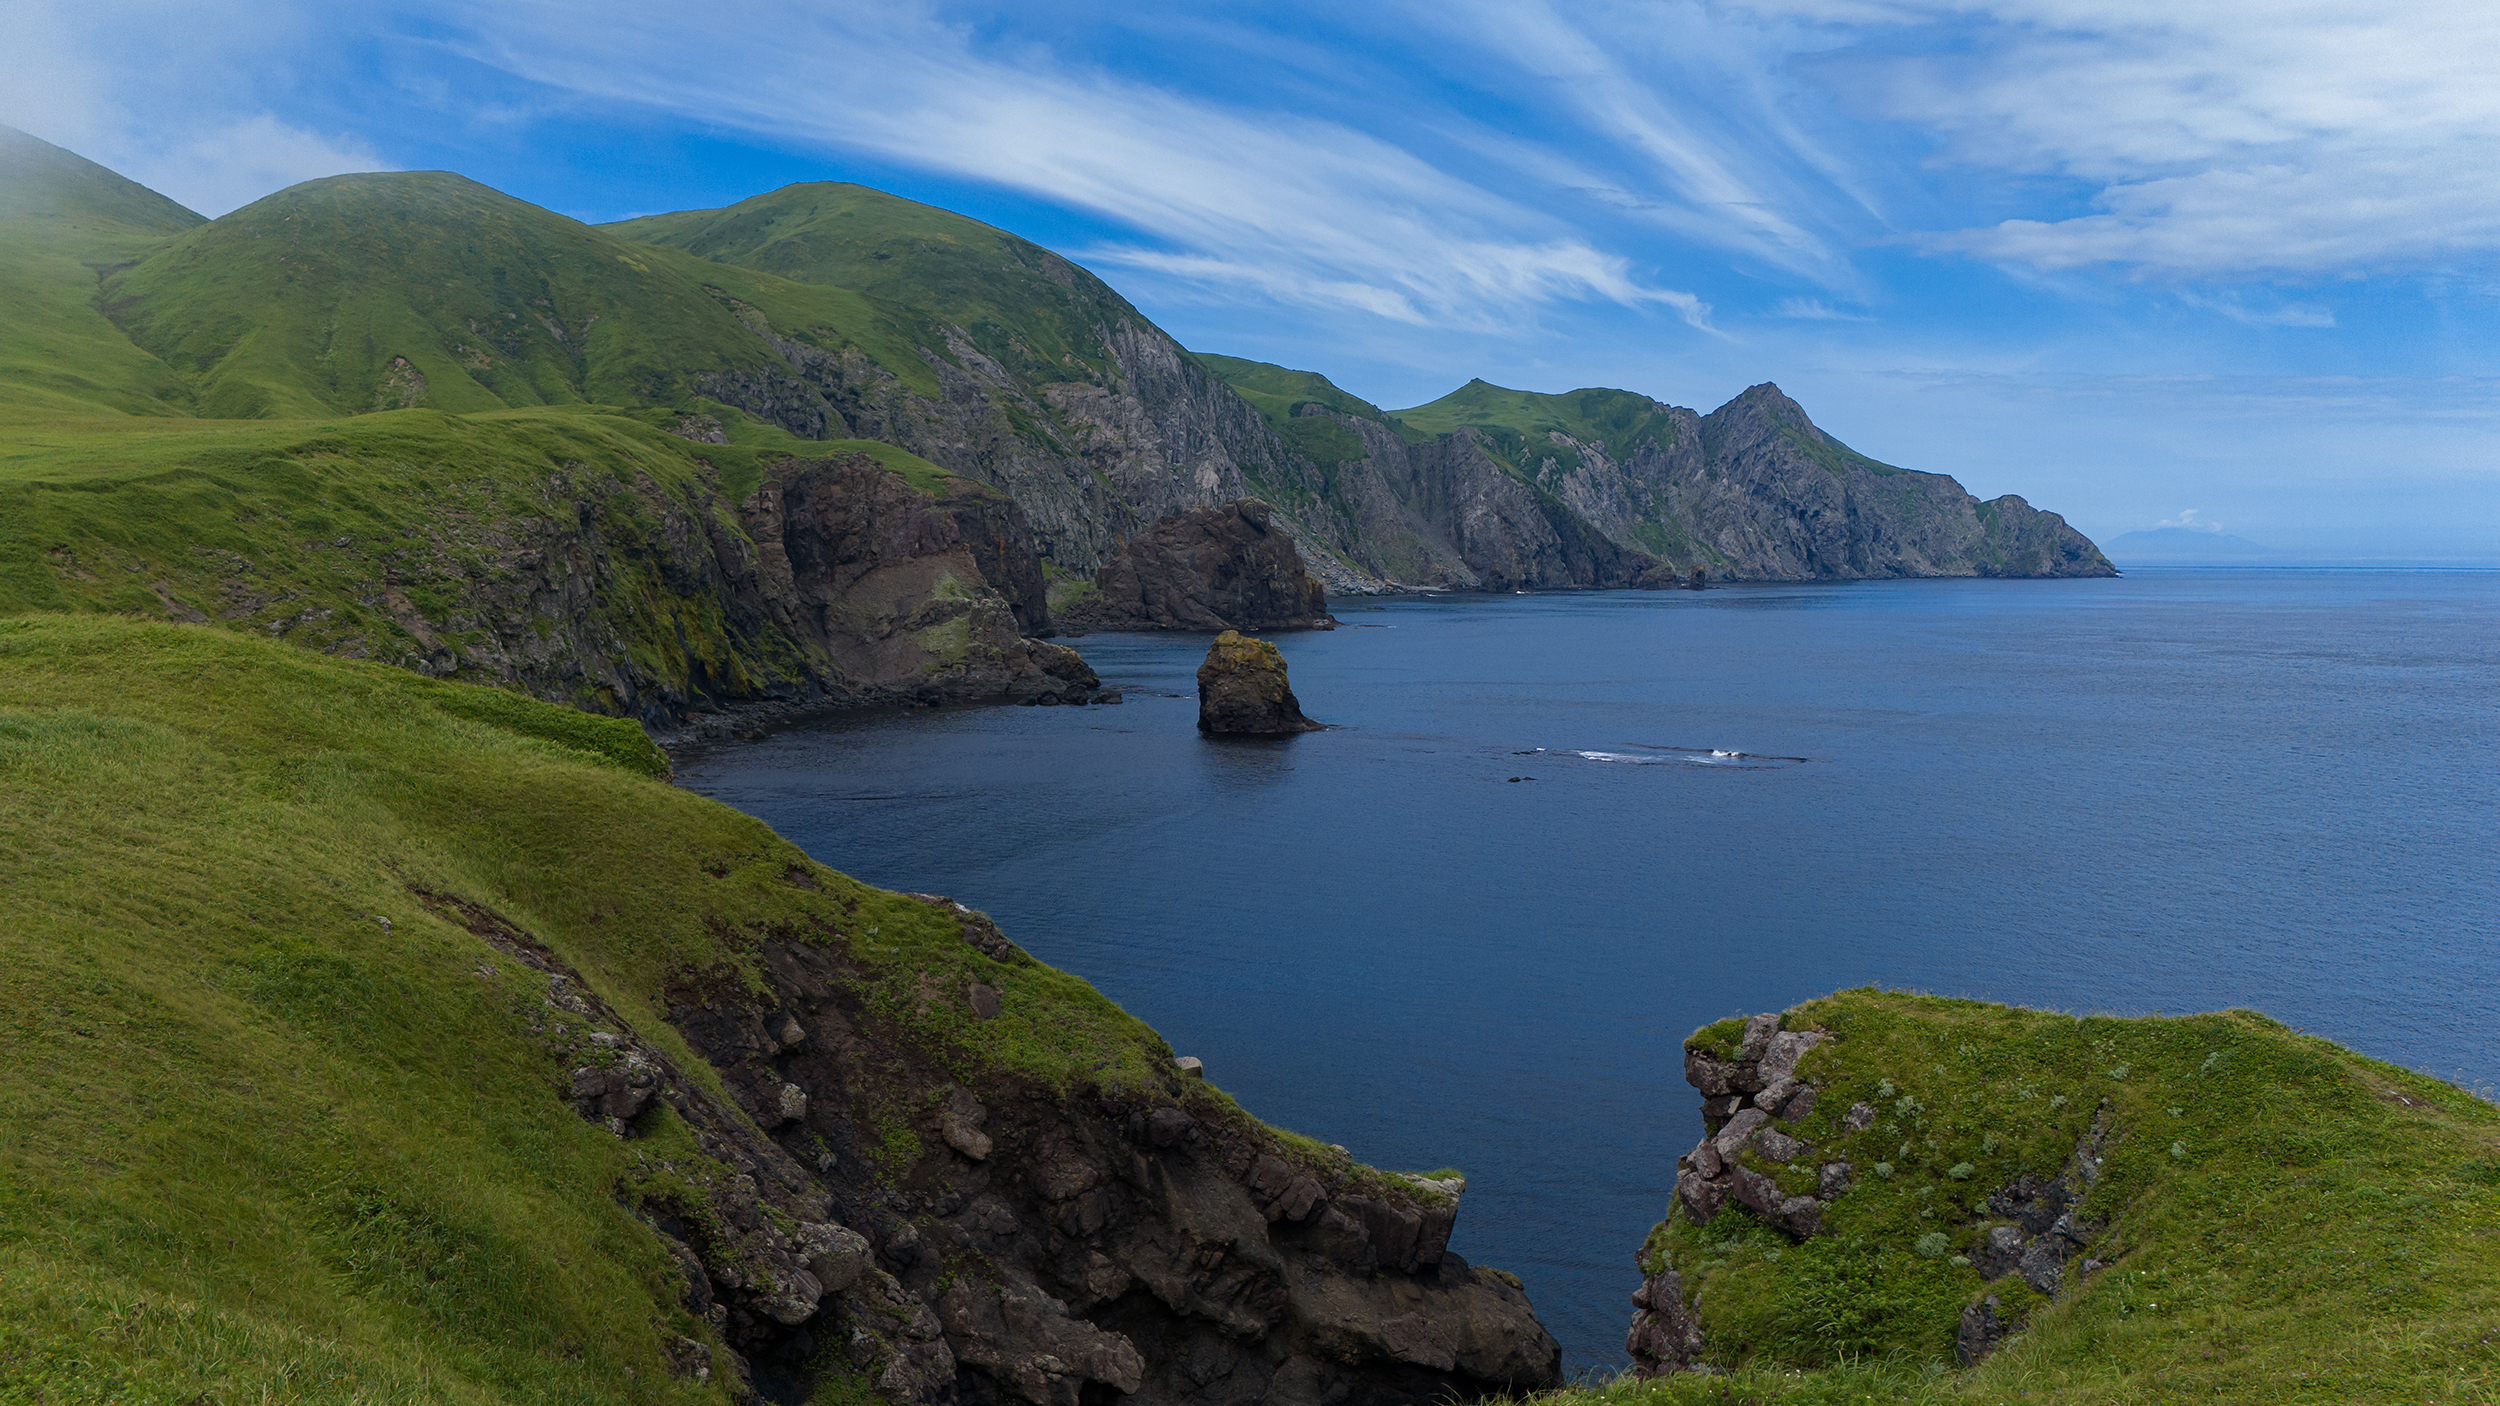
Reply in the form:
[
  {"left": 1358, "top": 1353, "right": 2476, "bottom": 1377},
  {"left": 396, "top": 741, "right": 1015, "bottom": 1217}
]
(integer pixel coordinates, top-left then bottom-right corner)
[{"left": 0, "top": 615, "right": 1188, "bottom": 1402}]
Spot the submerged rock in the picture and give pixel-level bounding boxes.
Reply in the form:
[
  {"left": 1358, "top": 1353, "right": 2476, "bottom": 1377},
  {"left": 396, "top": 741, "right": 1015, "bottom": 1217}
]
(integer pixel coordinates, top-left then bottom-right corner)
[{"left": 1196, "top": 630, "right": 1324, "bottom": 735}]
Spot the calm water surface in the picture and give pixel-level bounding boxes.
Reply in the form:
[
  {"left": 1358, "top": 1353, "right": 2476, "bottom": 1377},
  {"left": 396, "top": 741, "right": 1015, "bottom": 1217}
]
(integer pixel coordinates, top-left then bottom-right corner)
[{"left": 674, "top": 570, "right": 2499, "bottom": 1370}]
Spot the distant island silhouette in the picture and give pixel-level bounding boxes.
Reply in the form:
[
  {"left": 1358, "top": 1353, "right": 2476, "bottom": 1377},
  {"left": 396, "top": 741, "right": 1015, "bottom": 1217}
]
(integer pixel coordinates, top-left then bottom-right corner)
[{"left": 2106, "top": 526, "right": 2278, "bottom": 561}]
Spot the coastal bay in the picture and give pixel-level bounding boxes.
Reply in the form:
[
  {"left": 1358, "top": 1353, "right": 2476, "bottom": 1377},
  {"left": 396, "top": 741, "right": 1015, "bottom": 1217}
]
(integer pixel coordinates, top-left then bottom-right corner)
[{"left": 676, "top": 569, "right": 2500, "bottom": 1369}]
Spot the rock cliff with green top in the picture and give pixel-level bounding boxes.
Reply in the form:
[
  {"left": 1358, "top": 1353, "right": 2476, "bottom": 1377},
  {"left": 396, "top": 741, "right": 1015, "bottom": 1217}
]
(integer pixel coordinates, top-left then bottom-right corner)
[
  {"left": 1592, "top": 989, "right": 2500, "bottom": 1404},
  {"left": 0, "top": 616, "right": 1554, "bottom": 1403}
]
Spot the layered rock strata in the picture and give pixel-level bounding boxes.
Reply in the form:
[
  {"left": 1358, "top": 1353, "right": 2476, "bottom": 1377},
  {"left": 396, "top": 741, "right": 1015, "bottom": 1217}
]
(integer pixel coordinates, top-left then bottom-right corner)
[
  {"left": 1058, "top": 499, "right": 1335, "bottom": 633},
  {"left": 1196, "top": 631, "right": 1324, "bottom": 735}
]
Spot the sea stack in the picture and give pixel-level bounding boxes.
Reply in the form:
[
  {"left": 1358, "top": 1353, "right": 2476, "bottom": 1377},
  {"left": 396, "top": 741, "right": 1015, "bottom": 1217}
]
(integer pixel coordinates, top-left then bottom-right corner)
[{"left": 1196, "top": 630, "right": 1324, "bottom": 735}]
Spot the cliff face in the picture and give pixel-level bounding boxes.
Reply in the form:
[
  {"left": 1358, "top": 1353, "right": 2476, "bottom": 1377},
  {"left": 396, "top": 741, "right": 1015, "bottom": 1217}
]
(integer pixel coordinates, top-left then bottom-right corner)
[
  {"left": 1060, "top": 500, "right": 1334, "bottom": 633},
  {"left": 651, "top": 904, "right": 1558, "bottom": 1404},
  {"left": 694, "top": 307, "right": 1309, "bottom": 577},
  {"left": 1619, "top": 991, "right": 2500, "bottom": 1396},
  {"left": 672, "top": 224, "right": 2109, "bottom": 594},
  {"left": 1284, "top": 385, "right": 2113, "bottom": 588},
  {"left": 1668, "top": 386, "right": 2112, "bottom": 580},
  {"left": 363, "top": 447, "right": 1095, "bottom": 727}
]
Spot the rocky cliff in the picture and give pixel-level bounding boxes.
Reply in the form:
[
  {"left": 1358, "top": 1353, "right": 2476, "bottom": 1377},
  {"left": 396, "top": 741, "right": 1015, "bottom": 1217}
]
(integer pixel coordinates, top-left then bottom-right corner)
[
  {"left": 1059, "top": 500, "right": 1335, "bottom": 633},
  {"left": 0, "top": 617, "right": 1560, "bottom": 1404},
  {"left": 454, "top": 887, "right": 1557, "bottom": 1404},
  {"left": 607, "top": 184, "right": 2110, "bottom": 594},
  {"left": 1615, "top": 991, "right": 2500, "bottom": 1395},
  {"left": 654, "top": 900, "right": 1557, "bottom": 1404},
  {"left": 361, "top": 445, "right": 1095, "bottom": 730},
  {"left": 1279, "top": 383, "right": 2113, "bottom": 588}
]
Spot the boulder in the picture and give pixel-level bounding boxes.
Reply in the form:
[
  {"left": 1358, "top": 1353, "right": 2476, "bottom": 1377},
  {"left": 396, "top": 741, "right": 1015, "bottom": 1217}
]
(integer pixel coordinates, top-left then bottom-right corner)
[
  {"left": 1196, "top": 631, "right": 1324, "bottom": 735},
  {"left": 1061, "top": 499, "right": 1335, "bottom": 632}
]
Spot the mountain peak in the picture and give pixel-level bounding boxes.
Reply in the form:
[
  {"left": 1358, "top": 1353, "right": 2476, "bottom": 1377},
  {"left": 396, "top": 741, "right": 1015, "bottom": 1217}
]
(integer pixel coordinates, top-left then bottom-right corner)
[{"left": 0, "top": 123, "right": 202, "bottom": 233}]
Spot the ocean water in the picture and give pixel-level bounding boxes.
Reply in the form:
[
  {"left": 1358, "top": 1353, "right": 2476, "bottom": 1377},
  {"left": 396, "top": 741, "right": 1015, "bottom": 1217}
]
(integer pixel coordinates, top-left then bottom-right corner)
[{"left": 673, "top": 569, "right": 2500, "bottom": 1370}]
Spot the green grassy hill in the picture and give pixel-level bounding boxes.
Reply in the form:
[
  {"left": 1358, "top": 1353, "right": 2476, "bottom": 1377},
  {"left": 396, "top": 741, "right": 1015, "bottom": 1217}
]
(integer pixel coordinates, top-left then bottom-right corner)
[
  {"left": 0, "top": 127, "right": 951, "bottom": 424},
  {"left": 610, "top": 183, "right": 1146, "bottom": 389},
  {"left": 0, "top": 127, "right": 203, "bottom": 418},
  {"left": 1557, "top": 990, "right": 2500, "bottom": 1404},
  {"left": 0, "top": 396, "right": 962, "bottom": 712},
  {"left": 99, "top": 171, "right": 806, "bottom": 420},
  {"left": 1194, "top": 353, "right": 1433, "bottom": 466},
  {"left": 1390, "top": 378, "right": 1685, "bottom": 457},
  {"left": 0, "top": 614, "right": 1182, "bottom": 1401}
]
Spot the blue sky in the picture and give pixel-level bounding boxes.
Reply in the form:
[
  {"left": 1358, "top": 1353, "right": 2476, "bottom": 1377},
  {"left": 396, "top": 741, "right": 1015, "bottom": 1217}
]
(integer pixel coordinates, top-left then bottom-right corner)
[{"left": 8, "top": 0, "right": 2498, "bottom": 557}]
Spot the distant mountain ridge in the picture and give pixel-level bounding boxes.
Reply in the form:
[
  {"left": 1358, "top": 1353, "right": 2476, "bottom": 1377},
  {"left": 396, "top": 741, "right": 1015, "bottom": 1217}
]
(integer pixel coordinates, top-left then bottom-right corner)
[
  {"left": 2106, "top": 527, "right": 2278, "bottom": 561},
  {"left": 0, "top": 123, "right": 2110, "bottom": 601}
]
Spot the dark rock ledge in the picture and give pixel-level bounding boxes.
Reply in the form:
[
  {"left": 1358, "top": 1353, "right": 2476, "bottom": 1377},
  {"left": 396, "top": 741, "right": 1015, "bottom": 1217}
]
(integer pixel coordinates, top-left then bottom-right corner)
[
  {"left": 419, "top": 887, "right": 1556, "bottom": 1404},
  {"left": 1058, "top": 500, "right": 1336, "bottom": 634}
]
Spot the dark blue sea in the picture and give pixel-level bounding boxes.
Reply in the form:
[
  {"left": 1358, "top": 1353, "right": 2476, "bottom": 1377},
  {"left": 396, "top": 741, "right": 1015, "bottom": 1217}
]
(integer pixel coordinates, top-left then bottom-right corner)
[{"left": 673, "top": 569, "right": 2500, "bottom": 1370}]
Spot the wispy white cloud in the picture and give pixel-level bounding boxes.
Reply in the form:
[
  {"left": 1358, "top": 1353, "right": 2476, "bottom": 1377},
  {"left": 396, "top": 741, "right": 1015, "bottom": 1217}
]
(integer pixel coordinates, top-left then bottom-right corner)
[
  {"left": 1776, "top": 297, "right": 1873, "bottom": 321},
  {"left": 2154, "top": 507, "right": 2221, "bottom": 531},
  {"left": 1409, "top": 0, "right": 1860, "bottom": 283},
  {"left": 130, "top": 115, "right": 388, "bottom": 218},
  {"left": 434, "top": 0, "right": 1716, "bottom": 333},
  {"left": 1780, "top": 0, "right": 2500, "bottom": 278},
  {"left": 0, "top": 0, "right": 385, "bottom": 217},
  {"left": 2174, "top": 291, "right": 2334, "bottom": 328}
]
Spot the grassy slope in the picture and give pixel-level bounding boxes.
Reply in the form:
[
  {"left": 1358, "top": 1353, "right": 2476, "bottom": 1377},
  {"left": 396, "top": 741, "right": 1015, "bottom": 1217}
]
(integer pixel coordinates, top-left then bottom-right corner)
[
  {"left": 0, "top": 128, "right": 963, "bottom": 702},
  {"left": 608, "top": 183, "right": 1144, "bottom": 391},
  {"left": 1389, "top": 379, "right": 1685, "bottom": 463},
  {"left": 98, "top": 172, "right": 802, "bottom": 420},
  {"left": 0, "top": 398, "right": 954, "bottom": 710},
  {"left": 1542, "top": 990, "right": 2500, "bottom": 1404},
  {"left": 0, "top": 616, "right": 1193, "bottom": 1402},
  {"left": 0, "top": 127, "right": 203, "bottom": 418},
  {"left": 1195, "top": 354, "right": 1431, "bottom": 465}
]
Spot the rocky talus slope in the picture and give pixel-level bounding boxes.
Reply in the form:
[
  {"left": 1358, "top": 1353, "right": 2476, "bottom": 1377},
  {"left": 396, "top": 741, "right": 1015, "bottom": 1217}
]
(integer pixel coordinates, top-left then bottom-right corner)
[{"left": 1058, "top": 499, "right": 1334, "bottom": 633}]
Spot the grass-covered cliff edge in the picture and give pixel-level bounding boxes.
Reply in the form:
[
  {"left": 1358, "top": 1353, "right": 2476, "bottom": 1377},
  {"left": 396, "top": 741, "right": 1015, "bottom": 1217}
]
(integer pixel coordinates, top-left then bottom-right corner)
[
  {"left": 0, "top": 616, "right": 1555, "bottom": 1404},
  {"left": 1557, "top": 990, "right": 2500, "bottom": 1404}
]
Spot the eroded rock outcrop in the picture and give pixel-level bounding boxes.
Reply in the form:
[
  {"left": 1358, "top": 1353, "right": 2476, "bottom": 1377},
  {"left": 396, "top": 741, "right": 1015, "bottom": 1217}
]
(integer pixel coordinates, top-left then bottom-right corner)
[
  {"left": 1629, "top": 1006, "right": 2116, "bottom": 1379},
  {"left": 1671, "top": 1012, "right": 1838, "bottom": 1238},
  {"left": 422, "top": 879, "right": 1555, "bottom": 1406},
  {"left": 675, "top": 900, "right": 1555, "bottom": 1404},
  {"left": 1058, "top": 499, "right": 1334, "bottom": 633},
  {"left": 735, "top": 456, "right": 1090, "bottom": 709},
  {"left": 1956, "top": 1116, "right": 2110, "bottom": 1366},
  {"left": 1196, "top": 631, "right": 1323, "bottom": 735},
  {"left": 352, "top": 449, "right": 1094, "bottom": 730}
]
